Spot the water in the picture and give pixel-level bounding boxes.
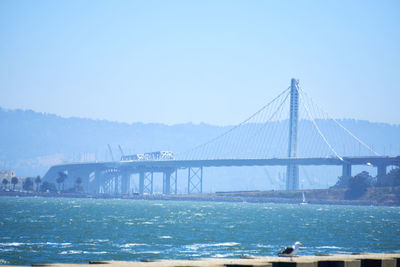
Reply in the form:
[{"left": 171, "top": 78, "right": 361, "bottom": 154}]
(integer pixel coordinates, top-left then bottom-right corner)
[{"left": 0, "top": 197, "right": 399, "bottom": 265}]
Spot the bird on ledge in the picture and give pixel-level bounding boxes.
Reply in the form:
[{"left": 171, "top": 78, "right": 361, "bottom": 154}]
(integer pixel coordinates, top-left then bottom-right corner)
[{"left": 278, "top": 241, "right": 303, "bottom": 257}]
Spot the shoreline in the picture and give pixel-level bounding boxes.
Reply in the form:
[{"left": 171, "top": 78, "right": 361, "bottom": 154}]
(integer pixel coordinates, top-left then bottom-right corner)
[{"left": 1, "top": 188, "right": 399, "bottom": 206}]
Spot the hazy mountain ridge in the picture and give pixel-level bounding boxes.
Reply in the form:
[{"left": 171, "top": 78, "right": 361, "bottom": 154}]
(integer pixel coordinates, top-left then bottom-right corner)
[
  {"left": 0, "top": 107, "right": 399, "bottom": 180},
  {"left": 0, "top": 108, "right": 229, "bottom": 176}
]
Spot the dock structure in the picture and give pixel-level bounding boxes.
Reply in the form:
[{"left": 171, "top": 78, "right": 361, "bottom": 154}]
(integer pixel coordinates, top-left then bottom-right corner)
[{"left": 26, "top": 253, "right": 400, "bottom": 267}]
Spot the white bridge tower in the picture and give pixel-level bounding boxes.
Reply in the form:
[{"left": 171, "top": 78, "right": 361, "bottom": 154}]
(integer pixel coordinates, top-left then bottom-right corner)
[{"left": 286, "top": 78, "right": 299, "bottom": 190}]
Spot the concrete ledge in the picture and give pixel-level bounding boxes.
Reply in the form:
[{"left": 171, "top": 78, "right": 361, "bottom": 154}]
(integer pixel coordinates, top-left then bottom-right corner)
[
  {"left": 319, "top": 259, "right": 363, "bottom": 267},
  {"left": 20, "top": 253, "right": 400, "bottom": 267}
]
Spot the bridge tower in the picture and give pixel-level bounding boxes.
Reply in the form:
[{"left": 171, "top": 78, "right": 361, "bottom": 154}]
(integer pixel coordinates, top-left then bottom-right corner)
[{"left": 286, "top": 78, "right": 299, "bottom": 190}]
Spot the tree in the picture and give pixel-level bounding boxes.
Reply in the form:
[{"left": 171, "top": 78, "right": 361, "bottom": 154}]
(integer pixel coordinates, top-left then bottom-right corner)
[
  {"left": 2, "top": 178, "right": 9, "bottom": 190},
  {"left": 40, "top": 181, "right": 57, "bottom": 193},
  {"left": 56, "top": 172, "right": 67, "bottom": 191},
  {"left": 23, "top": 177, "right": 34, "bottom": 191},
  {"left": 344, "top": 171, "right": 372, "bottom": 200},
  {"left": 376, "top": 168, "right": 400, "bottom": 187},
  {"left": 331, "top": 175, "right": 350, "bottom": 189},
  {"left": 387, "top": 168, "right": 400, "bottom": 186},
  {"left": 11, "top": 177, "right": 18, "bottom": 191},
  {"left": 34, "top": 176, "right": 42, "bottom": 192}
]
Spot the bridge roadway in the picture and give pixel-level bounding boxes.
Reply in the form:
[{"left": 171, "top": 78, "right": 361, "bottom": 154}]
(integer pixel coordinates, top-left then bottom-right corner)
[{"left": 42, "top": 156, "right": 400, "bottom": 195}]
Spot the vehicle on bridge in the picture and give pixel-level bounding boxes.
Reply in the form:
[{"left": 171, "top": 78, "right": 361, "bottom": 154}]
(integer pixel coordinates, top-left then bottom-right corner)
[{"left": 120, "top": 151, "right": 174, "bottom": 161}]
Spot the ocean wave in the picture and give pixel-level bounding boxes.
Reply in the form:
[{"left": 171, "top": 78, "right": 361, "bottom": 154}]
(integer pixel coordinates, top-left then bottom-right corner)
[
  {"left": 95, "top": 239, "right": 109, "bottom": 243},
  {"left": 210, "top": 242, "right": 240, "bottom": 247},
  {"left": 60, "top": 249, "right": 108, "bottom": 255},
  {"left": 316, "top": 246, "right": 342, "bottom": 249},
  {"left": 39, "top": 215, "right": 55, "bottom": 218},
  {"left": 0, "top": 242, "right": 25, "bottom": 246},
  {"left": 212, "top": 253, "right": 236, "bottom": 258},
  {"left": 46, "top": 242, "right": 72, "bottom": 246},
  {"left": 185, "top": 242, "right": 240, "bottom": 250},
  {"left": 158, "top": 236, "right": 172, "bottom": 239},
  {"left": 134, "top": 250, "right": 161, "bottom": 255},
  {"left": 256, "top": 244, "right": 275, "bottom": 248},
  {"left": 84, "top": 251, "right": 108, "bottom": 254},
  {"left": 0, "top": 241, "right": 73, "bottom": 247},
  {"left": 120, "top": 243, "right": 148, "bottom": 248},
  {"left": 60, "top": 250, "right": 83, "bottom": 255},
  {"left": 0, "top": 248, "right": 16, "bottom": 252}
]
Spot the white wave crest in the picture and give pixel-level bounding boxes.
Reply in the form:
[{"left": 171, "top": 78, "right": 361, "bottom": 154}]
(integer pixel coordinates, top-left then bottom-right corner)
[
  {"left": 316, "top": 246, "right": 342, "bottom": 249},
  {"left": 120, "top": 243, "right": 147, "bottom": 248},
  {"left": 185, "top": 242, "right": 240, "bottom": 250}
]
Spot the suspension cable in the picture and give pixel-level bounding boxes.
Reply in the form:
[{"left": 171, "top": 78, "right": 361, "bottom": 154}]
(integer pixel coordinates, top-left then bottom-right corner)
[
  {"left": 298, "top": 86, "right": 379, "bottom": 156},
  {"left": 297, "top": 87, "right": 344, "bottom": 161},
  {"left": 177, "top": 87, "right": 291, "bottom": 158}
]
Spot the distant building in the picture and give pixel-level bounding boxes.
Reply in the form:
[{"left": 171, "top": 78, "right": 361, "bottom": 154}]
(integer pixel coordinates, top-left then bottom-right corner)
[
  {"left": 0, "top": 170, "right": 16, "bottom": 180},
  {"left": 0, "top": 171, "right": 27, "bottom": 191}
]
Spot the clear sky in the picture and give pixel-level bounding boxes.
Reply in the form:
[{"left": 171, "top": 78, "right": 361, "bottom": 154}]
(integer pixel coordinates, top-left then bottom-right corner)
[{"left": 0, "top": 0, "right": 399, "bottom": 126}]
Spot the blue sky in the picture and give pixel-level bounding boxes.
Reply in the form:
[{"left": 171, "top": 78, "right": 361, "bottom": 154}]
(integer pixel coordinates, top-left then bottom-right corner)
[{"left": 0, "top": 0, "right": 399, "bottom": 125}]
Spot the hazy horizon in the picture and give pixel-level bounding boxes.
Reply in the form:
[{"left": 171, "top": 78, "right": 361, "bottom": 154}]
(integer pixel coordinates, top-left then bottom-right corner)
[{"left": 2, "top": 105, "right": 400, "bottom": 128}]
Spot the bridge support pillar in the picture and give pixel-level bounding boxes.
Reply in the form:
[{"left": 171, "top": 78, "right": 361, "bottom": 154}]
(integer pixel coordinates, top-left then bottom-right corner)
[
  {"left": 376, "top": 164, "right": 387, "bottom": 185},
  {"left": 115, "top": 175, "right": 120, "bottom": 194},
  {"left": 144, "top": 172, "right": 153, "bottom": 195},
  {"left": 286, "top": 164, "right": 299, "bottom": 190},
  {"left": 139, "top": 171, "right": 153, "bottom": 195},
  {"left": 101, "top": 168, "right": 120, "bottom": 194},
  {"left": 163, "top": 171, "right": 171, "bottom": 195},
  {"left": 342, "top": 163, "right": 352, "bottom": 177},
  {"left": 139, "top": 172, "right": 144, "bottom": 195},
  {"left": 188, "top": 167, "right": 202, "bottom": 194},
  {"left": 94, "top": 170, "right": 103, "bottom": 194},
  {"left": 173, "top": 169, "right": 178, "bottom": 194},
  {"left": 377, "top": 164, "right": 387, "bottom": 177},
  {"left": 163, "top": 169, "right": 177, "bottom": 195},
  {"left": 121, "top": 172, "right": 131, "bottom": 195}
]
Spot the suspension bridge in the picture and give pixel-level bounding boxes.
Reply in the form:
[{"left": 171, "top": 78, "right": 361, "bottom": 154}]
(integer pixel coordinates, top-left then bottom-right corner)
[{"left": 43, "top": 79, "right": 400, "bottom": 194}]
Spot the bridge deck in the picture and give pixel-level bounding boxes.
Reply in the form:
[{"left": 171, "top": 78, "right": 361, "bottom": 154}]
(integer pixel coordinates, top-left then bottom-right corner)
[{"left": 49, "top": 156, "right": 400, "bottom": 170}]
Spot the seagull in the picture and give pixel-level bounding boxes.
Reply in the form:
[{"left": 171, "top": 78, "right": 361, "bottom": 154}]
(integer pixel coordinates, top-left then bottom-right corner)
[{"left": 278, "top": 241, "right": 303, "bottom": 257}]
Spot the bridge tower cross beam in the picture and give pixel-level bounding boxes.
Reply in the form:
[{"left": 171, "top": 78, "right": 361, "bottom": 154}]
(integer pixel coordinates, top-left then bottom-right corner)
[
  {"left": 144, "top": 172, "right": 153, "bottom": 194},
  {"left": 139, "top": 171, "right": 153, "bottom": 195},
  {"left": 286, "top": 78, "right": 300, "bottom": 190},
  {"left": 188, "top": 167, "right": 203, "bottom": 194}
]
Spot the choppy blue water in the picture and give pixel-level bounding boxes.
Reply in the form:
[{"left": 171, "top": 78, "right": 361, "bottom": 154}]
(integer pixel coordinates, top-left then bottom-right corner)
[{"left": 0, "top": 197, "right": 399, "bottom": 265}]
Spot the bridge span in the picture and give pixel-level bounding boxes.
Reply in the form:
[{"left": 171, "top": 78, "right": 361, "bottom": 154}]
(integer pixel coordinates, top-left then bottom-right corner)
[
  {"left": 42, "top": 79, "right": 399, "bottom": 194},
  {"left": 42, "top": 156, "right": 400, "bottom": 195}
]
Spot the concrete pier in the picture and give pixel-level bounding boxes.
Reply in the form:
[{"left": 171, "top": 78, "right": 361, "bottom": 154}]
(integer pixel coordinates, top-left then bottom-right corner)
[{"left": 24, "top": 252, "right": 400, "bottom": 267}]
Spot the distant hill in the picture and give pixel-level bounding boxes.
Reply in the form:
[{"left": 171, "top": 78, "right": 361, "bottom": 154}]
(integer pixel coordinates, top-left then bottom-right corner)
[
  {"left": 0, "top": 107, "right": 399, "bottom": 192},
  {"left": 0, "top": 107, "right": 228, "bottom": 176}
]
